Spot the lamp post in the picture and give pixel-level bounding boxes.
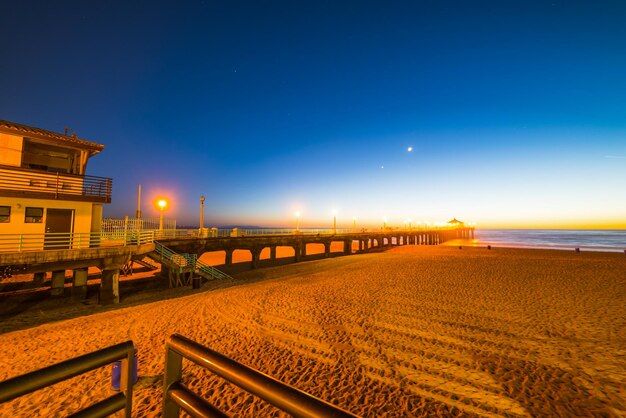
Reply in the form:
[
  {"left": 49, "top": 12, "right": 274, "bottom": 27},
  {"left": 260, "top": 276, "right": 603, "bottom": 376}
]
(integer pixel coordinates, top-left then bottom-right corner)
[
  {"left": 408, "top": 218, "right": 412, "bottom": 230},
  {"left": 295, "top": 211, "right": 301, "bottom": 232},
  {"left": 332, "top": 209, "right": 337, "bottom": 234},
  {"left": 199, "top": 196, "right": 205, "bottom": 237},
  {"left": 353, "top": 216, "right": 356, "bottom": 233},
  {"left": 383, "top": 216, "right": 387, "bottom": 231},
  {"left": 136, "top": 184, "right": 142, "bottom": 219},
  {"left": 158, "top": 199, "right": 167, "bottom": 230}
]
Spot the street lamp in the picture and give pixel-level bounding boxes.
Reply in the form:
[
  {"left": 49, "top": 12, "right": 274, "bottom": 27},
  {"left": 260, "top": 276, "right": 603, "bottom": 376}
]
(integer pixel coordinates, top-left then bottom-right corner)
[
  {"left": 157, "top": 199, "right": 167, "bottom": 230},
  {"left": 408, "top": 218, "right": 412, "bottom": 230},
  {"left": 199, "top": 196, "right": 205, "bottom": 237},
  {"left": 295, "top": 211, "right": 301, "bottom": 232},
  {"left": 383, "top": 216, "right": 388, "bottom": 230},
  {"left": 353, "top": 216, "right": 356, "bottom": 232},
  {"left": 332, "top": 209, "right": 337, "bottom": 234}
]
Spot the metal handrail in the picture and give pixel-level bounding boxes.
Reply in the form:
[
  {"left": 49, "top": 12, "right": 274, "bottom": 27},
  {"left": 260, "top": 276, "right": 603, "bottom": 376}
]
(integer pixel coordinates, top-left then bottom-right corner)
[
  {"left": 0, "top": 341, "right": 135, "bottom": 417},
  {"left": 195, "top": 259, "right": 232, "bottom": 280},
  {"left": 163, "top": 334, "right": 358, "bottom": 418}
]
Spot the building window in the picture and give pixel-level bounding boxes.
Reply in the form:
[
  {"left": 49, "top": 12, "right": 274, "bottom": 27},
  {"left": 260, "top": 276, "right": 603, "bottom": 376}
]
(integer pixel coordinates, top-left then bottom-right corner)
[
  {"left": 25, "top": 207, "right": 44, "bottom": 223},
  {"left": 0, "top": 206, "right": 10, "bottom": 223}
]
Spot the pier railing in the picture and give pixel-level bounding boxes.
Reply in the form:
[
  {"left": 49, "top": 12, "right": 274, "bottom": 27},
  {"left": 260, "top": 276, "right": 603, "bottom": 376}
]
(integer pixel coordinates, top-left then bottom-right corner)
[
  {"left": 0, "top": 227, "right": 473, "bottom": 253},
  {"left": 0, "top": 341, "right": 135, "bottom": 417},
  {"left": 163, "top": 334, "right": 357, "bottom": 418},
  {"left": 0, "top": 230, "right": 155, "bottom": 252}
]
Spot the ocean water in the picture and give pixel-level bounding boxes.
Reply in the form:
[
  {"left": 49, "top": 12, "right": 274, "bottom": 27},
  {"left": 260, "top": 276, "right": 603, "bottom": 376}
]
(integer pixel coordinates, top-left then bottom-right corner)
[{"left": 473, "top": 229, "right": 626, "bottom": 252}]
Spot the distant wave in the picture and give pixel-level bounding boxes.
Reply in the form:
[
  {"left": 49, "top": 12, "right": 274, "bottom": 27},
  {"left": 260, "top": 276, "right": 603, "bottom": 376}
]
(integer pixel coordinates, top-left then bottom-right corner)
[{"left": 473, "top": 229, "right": 626, "bottom": 252}]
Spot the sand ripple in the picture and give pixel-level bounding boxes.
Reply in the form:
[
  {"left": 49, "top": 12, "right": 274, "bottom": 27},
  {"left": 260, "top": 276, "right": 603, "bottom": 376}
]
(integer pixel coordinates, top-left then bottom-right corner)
[{"left": 0, "top": 246, "right": 624, "bottom": 417}]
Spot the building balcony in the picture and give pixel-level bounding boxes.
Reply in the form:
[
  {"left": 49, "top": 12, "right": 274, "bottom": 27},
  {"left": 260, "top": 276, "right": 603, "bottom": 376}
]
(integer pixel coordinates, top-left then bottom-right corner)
[{"left": 0, "top": 165, "right": 112, "bottom": 203}]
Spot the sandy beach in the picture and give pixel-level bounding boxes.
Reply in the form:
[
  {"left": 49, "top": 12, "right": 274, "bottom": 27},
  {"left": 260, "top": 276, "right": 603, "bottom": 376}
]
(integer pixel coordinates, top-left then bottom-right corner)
[{"left": 0, "top": 246, "right": 624, "bottom": 417}]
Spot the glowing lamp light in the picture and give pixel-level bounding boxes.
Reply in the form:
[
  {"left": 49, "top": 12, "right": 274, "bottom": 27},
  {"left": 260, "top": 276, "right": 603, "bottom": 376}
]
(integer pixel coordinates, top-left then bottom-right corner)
[{"left": 157, "top": 199, "right": 168, "bottom": 231}]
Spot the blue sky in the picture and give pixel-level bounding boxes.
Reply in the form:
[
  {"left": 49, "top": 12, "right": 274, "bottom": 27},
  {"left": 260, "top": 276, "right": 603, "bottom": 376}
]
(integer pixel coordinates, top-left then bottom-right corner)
[{"left": 1, "top": 1, "right": 625, "bottom": 228}]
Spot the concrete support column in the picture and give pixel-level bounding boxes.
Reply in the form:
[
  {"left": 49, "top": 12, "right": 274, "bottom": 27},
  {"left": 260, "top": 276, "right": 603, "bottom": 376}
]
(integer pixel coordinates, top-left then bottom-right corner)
[
  {"left": 270, "top": 246, "right": 277, "bottom": 259},
  {"left": 301, "top": 243, "right": 307, "bottom": 258},
  {"left": 72, "top": 267, "right": 89, "bottom": 300},
  {"left": 251, "top": 248, "right": 261, "bottom": 269},
  {"left": 225, "top": 249, "right": 233, "bottom": 265},
  {"left": 99, "top": 268, "right": 120, "bottom": 305},
  {"left": 344, "top": 240, "right": 352, "bottom": 255},
  {"left": 51, "top": 270, "right": 66, "bottom": 296},
  {"left": 324, "top": 242, "right": 331, "bottom": 257},
  {"left": 294, "top": 244, "right": 302, "bottom": 262},
  {"left": 33, "top": 272, "right": 46, "bottom": 287}
]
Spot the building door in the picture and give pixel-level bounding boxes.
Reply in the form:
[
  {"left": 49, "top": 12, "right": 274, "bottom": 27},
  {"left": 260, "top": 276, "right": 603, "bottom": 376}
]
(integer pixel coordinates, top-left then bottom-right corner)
[{"left": 44, "top": 209, "right": 74, "bottom": 250}]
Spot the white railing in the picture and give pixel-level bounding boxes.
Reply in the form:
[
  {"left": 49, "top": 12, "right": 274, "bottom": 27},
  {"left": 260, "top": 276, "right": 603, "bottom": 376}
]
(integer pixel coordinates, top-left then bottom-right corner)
[
  {"left": 0, "top": 227, "right": 474, "bottom": 253},
  {"left": 0, "top": 231, "right": 155, "bottom": 253},
  {"left": 102, "top": 218, "right": 177, "bottom": 233}
]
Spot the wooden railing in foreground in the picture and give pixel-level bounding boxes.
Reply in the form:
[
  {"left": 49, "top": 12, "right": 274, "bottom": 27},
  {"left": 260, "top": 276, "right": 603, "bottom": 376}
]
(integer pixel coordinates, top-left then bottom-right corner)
[
  {"left": 163, "top": 334, "right": 358, "bottom": 418},
  {"left": 0, "top": 341, "right": 135, "bottom": 417}
]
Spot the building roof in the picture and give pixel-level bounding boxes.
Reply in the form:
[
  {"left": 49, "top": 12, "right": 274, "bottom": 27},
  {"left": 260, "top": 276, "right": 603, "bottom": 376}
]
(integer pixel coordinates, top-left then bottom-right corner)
[
  {"left": 0, "top": 119, "right": 105, "bottom": 155},
  {"left": 448, "top": 218, "right": 464, "bottom": 224}
]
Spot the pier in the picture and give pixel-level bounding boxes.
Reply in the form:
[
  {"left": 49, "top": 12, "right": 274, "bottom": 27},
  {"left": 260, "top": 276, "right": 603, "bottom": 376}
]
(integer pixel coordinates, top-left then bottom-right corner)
[{"left": 0, "top": 226, "right": 474, "bottom": 304}]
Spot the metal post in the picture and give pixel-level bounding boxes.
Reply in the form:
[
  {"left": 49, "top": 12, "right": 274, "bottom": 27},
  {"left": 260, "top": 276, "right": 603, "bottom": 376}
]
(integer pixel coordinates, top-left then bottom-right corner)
[
  {"left": 163, "top": 343, "right": 184, "bottom": 417},
  {"left": 124, "top": 216, "right": 128, "bottom": 245},
  {"left": 295, "top": 212, "right": 300, "bottom": 233},
  {"left": 136, "top": 184, "right": 142, "bottom": 219},
  {"left": 123, "top": 347, "right": 135, "bottom": 417},
  {"left": 199, "top": 196, "right": 205, "bottom": 237}
]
